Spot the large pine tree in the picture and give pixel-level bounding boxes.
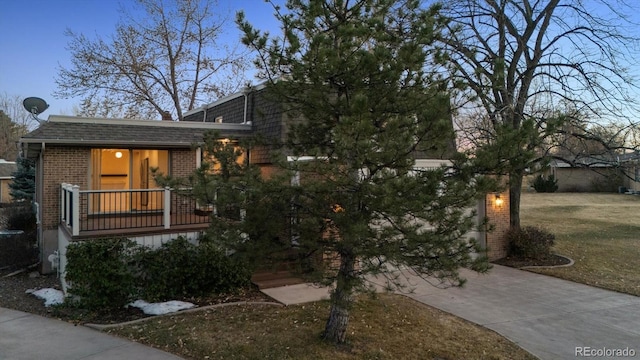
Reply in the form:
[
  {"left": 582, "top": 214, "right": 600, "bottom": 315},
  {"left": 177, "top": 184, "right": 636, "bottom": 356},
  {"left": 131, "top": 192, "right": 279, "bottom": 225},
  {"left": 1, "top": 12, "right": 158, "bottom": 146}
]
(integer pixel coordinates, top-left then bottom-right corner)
[{"left": 234, "top": 0, "right": 491, "bottom": 343}]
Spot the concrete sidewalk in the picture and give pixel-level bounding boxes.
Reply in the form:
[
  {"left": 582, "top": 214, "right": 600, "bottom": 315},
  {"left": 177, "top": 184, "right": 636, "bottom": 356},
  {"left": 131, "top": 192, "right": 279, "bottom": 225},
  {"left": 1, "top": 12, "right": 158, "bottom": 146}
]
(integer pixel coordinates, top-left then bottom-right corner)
[
  {"left": 0, "top": 308, "right": 181, "bottom": 360},
  {"left": 265, "top": 264, "right": 640, "bottom": 360}
]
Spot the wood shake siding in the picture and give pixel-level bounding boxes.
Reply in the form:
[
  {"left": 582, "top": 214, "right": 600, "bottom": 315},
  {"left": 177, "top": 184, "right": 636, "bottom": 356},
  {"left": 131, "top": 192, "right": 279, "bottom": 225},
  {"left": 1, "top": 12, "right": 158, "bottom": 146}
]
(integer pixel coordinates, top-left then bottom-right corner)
[
  {"left": 183, "top": 88, "right": 284, "bottom": 165},
  {"left": 42, "top": 146, "right": 90, "bottom": 230},
  {"left": 250, "top": 89, "right": 284, "bottom": 164}
]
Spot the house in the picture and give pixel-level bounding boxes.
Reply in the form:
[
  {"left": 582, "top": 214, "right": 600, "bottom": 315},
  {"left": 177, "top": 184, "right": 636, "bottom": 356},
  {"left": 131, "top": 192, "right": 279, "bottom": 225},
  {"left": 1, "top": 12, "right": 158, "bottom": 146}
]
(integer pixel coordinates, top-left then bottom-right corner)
[
  {"left": 0, "top": 159, "right": 17, "bottom": 204},
  {"left": 615, "top": 151, "right": 640, "bottom": 193},
  {"left": 20, "top": 85, "right": 510, "bottom": 284},
  {"left": 543, "top": 157, "right": 623, "bottom": 192}
]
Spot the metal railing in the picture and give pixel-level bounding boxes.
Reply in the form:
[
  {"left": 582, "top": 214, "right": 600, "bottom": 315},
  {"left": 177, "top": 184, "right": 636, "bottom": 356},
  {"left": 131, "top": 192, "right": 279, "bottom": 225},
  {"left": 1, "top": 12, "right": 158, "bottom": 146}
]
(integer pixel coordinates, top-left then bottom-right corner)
[{"left": 60, "top": 184, "right": 210, "bottom": 235}]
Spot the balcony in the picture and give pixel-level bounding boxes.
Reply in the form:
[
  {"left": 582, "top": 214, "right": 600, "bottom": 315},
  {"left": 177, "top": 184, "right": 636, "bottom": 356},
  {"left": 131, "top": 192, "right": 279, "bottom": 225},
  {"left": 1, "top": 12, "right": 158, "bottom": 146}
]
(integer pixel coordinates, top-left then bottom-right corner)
[{"left": 60, "top": 184, "right": 211, "bottom": 237}]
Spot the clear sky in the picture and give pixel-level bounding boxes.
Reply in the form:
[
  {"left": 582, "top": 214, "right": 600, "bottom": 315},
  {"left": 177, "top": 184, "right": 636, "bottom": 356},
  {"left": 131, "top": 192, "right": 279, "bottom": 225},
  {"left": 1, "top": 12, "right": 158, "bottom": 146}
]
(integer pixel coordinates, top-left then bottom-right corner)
[
  {"left": 0, "top": 0, "right": 282, "bottom": 117},
  {"left": 1, "top": 1, "right": 639, "bottom": 121}
]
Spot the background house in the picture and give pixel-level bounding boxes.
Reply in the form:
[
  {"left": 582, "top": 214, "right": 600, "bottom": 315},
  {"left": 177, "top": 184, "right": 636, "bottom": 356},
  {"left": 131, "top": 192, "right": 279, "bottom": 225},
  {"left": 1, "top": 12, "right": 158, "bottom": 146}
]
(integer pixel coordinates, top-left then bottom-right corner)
[
  {"left": 543, "top": 157, "right": 623, "bottom": 192},
  {"left": 618, "top": 151, "right": 640, "bottom": 193},
  {"left": 0, "top": 159, "right": 16, "bottom": 204}
]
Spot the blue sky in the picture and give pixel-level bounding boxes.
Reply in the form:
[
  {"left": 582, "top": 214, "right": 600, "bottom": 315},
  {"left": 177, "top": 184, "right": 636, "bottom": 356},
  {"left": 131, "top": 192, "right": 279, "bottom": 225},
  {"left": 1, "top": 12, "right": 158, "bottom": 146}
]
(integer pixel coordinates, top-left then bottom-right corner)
[
  {"left": 1, "top": 1, "right": 639, "bottom": 120},
  {"left": 0, "top": 0, "right": 281, "bottom": 116}
]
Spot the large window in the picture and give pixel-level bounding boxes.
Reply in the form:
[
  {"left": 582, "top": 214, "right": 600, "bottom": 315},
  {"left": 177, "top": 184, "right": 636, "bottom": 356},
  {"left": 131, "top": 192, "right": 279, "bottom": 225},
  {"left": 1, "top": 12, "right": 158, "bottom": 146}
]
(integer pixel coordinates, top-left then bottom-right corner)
[
  {"left": 200, "top": 140, "right": 247, "bottom": 172},
  {"left": 90, "top": 149, "right": 169, "bottom": 213}
]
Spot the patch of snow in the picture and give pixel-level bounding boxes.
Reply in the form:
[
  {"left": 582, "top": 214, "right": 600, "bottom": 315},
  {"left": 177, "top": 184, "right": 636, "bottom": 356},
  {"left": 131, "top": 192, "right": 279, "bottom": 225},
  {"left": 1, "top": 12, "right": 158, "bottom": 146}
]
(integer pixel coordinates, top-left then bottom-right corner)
[
  {"left": 128, "top": 300, "right": 196, "bottom": 315},
  {"left": 26, "top": 288, "right": 64, "bottom": 307}
]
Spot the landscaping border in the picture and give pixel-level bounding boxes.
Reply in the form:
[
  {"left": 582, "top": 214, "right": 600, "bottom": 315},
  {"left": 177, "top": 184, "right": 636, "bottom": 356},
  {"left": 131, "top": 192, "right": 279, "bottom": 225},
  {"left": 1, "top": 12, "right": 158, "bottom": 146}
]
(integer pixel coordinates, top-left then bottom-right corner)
[{"left": 519, "top": 254, "right": 574, "bottom": 270}]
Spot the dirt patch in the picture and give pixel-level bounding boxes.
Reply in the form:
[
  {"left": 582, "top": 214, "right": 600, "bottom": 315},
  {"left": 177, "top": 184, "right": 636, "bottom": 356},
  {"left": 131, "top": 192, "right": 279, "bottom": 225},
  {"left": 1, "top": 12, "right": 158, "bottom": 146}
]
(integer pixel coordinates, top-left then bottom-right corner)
[{"left": 0, "top": 269, "right": 62, "bottom": 318}]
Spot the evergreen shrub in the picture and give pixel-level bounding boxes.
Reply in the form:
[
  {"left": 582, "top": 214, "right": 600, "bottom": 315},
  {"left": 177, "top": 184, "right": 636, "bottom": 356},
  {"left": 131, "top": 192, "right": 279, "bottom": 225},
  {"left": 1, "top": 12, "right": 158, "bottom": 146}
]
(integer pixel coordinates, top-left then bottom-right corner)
[
  {"left": 65, "top": 236, "right": 251, "bottom": 309},
  {"left": 134, "top": 237, "right": 251, "bottom": 301},
  {"left": 65, "top": 238, "right": 138, "bottom": 310},
  {"left": 532, "top": 174, "right": 559, "bottom": 193}
]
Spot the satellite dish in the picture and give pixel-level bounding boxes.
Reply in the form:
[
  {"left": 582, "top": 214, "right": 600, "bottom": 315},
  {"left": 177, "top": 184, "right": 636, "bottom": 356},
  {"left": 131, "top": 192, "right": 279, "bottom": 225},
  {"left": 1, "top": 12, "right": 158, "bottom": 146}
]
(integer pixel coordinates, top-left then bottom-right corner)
[
  {"left": 23, "top": 97, "right": 49, "bottom": 124},
  {"left": 23, "top": 97, "right": 49, "bottom": 115}
]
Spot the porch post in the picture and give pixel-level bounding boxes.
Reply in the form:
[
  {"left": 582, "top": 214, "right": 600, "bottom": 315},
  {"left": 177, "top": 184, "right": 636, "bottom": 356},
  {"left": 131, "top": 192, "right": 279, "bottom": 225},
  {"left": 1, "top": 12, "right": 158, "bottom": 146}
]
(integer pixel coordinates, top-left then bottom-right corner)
[
  {"left": 164, "top": 187, "right": 171, "bottom": 229},
  {"left": 71, "top": 185, "right": 80, "bottom": 236},
  {"left": 60, "top": 183, "right": 67, "bottom": 223}
]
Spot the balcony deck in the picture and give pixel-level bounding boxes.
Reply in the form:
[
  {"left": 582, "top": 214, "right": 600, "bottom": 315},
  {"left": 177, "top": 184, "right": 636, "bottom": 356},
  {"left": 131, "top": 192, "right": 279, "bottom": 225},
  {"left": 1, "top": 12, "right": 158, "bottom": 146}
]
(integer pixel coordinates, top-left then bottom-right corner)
[
  {"left": 67, "top": 212, "right": 211, "bottom": 239},
  {"left": 60, "top": 184, "right": 213, "bottom": 238}
]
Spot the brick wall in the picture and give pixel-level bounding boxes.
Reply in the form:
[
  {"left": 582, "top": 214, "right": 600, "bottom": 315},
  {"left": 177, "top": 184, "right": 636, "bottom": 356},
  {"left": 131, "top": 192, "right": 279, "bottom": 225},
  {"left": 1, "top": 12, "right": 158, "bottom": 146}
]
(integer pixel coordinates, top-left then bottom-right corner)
[
  {"left": 42, "top": 146, "right": 90, "bottom": 230},
  {"left": 485, "top": 191, "right": 510, "bottom": 261},
  {"left": 171, "top": 149, "right": 196, "bottom": 178}
]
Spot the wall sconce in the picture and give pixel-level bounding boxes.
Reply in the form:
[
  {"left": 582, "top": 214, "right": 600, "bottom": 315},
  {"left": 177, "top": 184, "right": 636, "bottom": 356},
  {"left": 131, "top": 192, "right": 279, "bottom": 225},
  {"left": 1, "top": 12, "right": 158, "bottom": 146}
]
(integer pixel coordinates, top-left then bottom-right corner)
[
  {"left": 494, "top": 194, "right": 504, "bottom": 208},
  {"left": 115, "top": 151, "right": 123, "bottom": 159}
]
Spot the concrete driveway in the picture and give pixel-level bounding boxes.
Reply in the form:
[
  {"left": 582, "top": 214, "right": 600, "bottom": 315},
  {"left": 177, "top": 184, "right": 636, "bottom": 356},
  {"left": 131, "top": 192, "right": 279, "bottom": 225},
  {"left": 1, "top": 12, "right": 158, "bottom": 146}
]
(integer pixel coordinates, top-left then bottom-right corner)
[
  {"left": 266, "top": 264, "right": 640, "bottom": 360},
  {"left": 386, "top": 265, "right": 640, "bottom": 360},
  {"left": 0, "top": 308, "right": 181, "bottom": 360}
]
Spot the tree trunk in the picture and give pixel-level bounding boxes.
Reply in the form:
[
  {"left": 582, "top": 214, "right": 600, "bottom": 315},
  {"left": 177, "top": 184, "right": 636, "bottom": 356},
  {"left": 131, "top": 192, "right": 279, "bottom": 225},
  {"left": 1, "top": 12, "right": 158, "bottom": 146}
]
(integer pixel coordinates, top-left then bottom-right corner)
[
  {"left": 322, "top": 251, "right": 355, "bottom": 344},
  {"left": 509, "top": 170, "right": 523, "bottom": 229}
]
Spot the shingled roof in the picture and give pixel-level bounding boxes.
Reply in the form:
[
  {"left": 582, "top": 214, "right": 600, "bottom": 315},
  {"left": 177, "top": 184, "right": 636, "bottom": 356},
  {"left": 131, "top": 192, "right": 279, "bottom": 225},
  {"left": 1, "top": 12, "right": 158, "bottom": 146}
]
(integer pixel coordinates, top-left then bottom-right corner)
[{"left": 20, "top": 116, "right": 253, "bottom": 158}]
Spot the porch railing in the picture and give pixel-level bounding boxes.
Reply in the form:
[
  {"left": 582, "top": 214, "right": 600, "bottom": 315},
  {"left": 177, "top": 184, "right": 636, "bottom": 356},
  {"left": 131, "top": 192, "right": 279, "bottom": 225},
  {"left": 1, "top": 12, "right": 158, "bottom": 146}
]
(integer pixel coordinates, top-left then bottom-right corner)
[{"left": 61, "top": 184, "right": 211, "bottom": 236}]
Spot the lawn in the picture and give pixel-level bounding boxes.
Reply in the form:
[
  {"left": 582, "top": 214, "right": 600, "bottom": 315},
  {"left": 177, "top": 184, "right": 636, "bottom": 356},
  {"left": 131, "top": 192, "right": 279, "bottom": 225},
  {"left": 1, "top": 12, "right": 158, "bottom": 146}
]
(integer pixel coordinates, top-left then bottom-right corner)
[
  {"left": 108, "top": 294, "right": 536, "bottom": 360},
  {"left": 520, "top": 192, "right": 640, "bottom": 296}
]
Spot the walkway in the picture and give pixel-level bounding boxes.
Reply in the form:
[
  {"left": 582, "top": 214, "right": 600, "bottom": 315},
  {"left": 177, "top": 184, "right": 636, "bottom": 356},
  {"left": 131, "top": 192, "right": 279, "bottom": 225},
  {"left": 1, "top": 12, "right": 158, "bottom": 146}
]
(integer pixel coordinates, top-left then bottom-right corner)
[
  {"left": 265, "top": 264, "right": 640, "bottom": 360},
  {"left": 0, "top": 308, "right": 181, "bottom": 360}
]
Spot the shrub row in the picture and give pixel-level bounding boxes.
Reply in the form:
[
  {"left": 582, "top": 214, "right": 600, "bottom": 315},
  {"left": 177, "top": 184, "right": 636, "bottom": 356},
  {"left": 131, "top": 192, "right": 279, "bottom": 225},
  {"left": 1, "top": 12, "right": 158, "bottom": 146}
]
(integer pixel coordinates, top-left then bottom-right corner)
[{"left": 65, "top": 236, "right": 251, "bottom": 310}]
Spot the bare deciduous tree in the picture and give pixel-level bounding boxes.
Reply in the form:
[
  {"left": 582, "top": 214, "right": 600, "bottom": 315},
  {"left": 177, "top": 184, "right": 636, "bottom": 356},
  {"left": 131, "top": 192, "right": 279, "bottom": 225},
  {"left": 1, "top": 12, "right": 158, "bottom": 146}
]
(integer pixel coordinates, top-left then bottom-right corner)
[
  {"left": 56, "top": 0, "right": 248, "bottom": 120},
  {"left": 0, "top": 93, "right": 35, "bottom": 160},
  {"left": 436, "top": 0, "right": 640, "bottom": 228}
]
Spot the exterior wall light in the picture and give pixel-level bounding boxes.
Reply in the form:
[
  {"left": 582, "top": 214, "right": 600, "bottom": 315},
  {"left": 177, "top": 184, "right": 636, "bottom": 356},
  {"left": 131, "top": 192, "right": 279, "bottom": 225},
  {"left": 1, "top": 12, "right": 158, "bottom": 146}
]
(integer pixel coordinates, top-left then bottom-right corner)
[
  {"left": 115, "top": 151, "right": 123, "bottom": 159},
  {"left": 494, "top": 194, "right": 504, "bottom": 207}
]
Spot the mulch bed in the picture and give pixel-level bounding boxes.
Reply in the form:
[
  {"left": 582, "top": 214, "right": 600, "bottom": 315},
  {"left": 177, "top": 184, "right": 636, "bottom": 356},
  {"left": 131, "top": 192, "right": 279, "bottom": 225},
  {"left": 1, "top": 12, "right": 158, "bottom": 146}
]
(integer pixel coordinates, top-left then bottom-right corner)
[
  {"left": 493, "top": 254, "right": 572, "bottom": 268},
  {"left": 0, "top": 268, "right": 273, "bottom": 325}
]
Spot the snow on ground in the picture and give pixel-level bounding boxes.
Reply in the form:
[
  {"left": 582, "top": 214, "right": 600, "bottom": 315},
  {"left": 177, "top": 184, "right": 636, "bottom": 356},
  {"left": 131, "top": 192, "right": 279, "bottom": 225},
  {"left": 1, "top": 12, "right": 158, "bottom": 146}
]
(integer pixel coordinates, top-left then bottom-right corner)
[
  {"left": 128, "top": 300, "right": 196, "bottom": 315},
  {"left": 26, "top": 288, "right": 196, "bottom": 315},
  {"left": 25, "top": 288, "right": 64, "bottom": 307}
]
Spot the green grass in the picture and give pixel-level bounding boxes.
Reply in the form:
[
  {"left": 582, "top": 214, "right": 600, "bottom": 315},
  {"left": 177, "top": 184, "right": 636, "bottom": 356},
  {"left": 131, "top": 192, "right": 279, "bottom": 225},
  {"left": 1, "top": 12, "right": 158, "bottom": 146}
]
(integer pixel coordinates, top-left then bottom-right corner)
[
  {"left": 108, "top": 294, "right": 536, "bottom": 360},
  {"left": 521, "top": 192, "right": 640, "bottom": 296}
]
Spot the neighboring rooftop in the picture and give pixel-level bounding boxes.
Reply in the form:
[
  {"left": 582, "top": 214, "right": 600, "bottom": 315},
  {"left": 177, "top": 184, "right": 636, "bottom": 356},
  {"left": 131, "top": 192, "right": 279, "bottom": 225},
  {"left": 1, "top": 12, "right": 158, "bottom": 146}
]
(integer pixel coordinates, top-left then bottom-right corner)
[{"left": 0, "top": 159, "right": 17, "bottom": 179}]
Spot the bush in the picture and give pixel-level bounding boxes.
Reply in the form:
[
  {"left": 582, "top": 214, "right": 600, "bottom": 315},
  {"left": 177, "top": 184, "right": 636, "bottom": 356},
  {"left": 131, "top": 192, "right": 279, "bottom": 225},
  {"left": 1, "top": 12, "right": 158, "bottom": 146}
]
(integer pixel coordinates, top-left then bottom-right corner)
[
  {"left": 532, "top": 174, "right": 558, "bottom": 193},
  {"left": 507, "top": 226, "right": 555, "bottom": 260},
  {"left": 65, "top": 236, "right": 252, "bottom": 309},
  {"left": 5, "top": 203, "right": 37, "bottom": 231},
  {"left": 0, "top": 204, "right": 38, "bottom": 269},
  {"left": 65, "top": 238, "right": 138, "bottom": 311},
  {"left": 134, "top": 237, "right": 251, "bottom": 301}
]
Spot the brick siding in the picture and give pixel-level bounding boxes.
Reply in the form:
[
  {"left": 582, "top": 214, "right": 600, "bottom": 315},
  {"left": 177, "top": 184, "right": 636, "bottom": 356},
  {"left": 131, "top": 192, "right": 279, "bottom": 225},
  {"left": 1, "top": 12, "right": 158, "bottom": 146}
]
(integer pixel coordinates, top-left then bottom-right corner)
[
  {"left": 485, "top": 191, "right": 510, "bottom": 260},
  {"left": 171, "top": 149, "right": 196, "bottom": 178},
  {"left": 42, "top": 146, "right": 90, "bottom": 230}
]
